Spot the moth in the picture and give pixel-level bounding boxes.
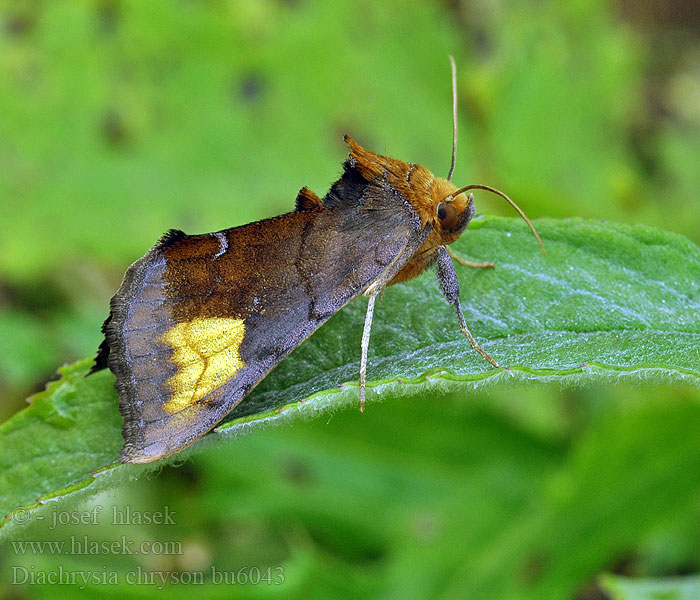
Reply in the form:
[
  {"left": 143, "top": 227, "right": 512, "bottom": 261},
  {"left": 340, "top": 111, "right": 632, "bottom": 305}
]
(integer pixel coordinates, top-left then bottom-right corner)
[{"left": 92, "top": 61, "right": 544, "bottom": 463}]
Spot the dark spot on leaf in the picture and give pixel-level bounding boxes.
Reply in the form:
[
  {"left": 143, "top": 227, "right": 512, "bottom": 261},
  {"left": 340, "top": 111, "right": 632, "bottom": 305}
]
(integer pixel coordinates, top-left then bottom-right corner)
[
  {"left": 0, "top": 278, "right": 67, "bottom": 315},
  {"left": 358, "top": 545, "right": 385, "bottom": 564},
  {"left": 236, "top": 73, "right": 265, "bottom": 104},
  {"left": 96, "top": 0, "right": 120, "bottom": 35},
  {"left": 519, "top": 552, "right": 548, "bottom": 585},
  {"left": 305, "top": 522, "right": 386, "bottom": 566},
  {"left": 280, "top": 458, "right": 314, "bottom": 486},
  {"left": 4, "top": 10, "right": 35, "bottom": 38},
  {"left": 472, "top": 26, "right": 493, "bottom": 58},
  {"left": 101, "top": 110, "right": 129, "bottom": 147},
  {"left": 628, "top": 122, "right": 662, "bottom": 179}
]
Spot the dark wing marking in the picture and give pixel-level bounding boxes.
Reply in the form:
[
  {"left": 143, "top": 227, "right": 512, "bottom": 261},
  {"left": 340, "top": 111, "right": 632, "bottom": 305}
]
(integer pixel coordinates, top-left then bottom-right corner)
[{"left": 100, "top": 195, "right": 429, "bottom": 463}]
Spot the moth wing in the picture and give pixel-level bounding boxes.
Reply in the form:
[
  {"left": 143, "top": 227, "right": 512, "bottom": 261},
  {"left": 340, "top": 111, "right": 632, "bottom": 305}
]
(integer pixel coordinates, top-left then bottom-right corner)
[{"left": 100, "top": 205, "right": 426, "bottom": 463}]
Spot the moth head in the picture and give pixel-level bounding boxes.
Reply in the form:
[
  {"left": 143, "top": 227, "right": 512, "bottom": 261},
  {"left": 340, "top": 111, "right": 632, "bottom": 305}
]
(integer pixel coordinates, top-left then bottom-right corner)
[
  {"left": 431, "top": 178, "right": 474, "bottom": 244},
  {"left": 436, "top": 181, "right": 547, "bottom": 254}
]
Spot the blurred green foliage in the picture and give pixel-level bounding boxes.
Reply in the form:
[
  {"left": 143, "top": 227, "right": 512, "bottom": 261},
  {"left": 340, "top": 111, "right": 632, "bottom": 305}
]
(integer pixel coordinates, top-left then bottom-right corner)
[{"left": 1, "top": 0, "right": 699, "bottom": 598}]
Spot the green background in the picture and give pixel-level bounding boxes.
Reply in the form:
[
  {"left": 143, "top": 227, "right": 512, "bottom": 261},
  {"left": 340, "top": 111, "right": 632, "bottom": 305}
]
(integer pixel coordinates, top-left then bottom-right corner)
[{"left": 1, "top": 0, "right": 699, "bottom": 598}]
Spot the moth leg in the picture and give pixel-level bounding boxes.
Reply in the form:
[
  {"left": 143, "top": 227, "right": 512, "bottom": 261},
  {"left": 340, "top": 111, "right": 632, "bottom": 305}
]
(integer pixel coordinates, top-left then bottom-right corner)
[
  {"left": 436, "top": 246, "right": 499, "bottom": 368},
  {"left": 447, "top": 245, "right": 494, "bottom": 269},
  {"left": 359, "top": 291, "right": 378, "bottom": 412}
]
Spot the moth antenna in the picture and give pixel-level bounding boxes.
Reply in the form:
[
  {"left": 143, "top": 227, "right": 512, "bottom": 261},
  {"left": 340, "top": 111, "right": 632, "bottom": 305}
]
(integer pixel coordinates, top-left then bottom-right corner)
[
  {"left": 448, "top": 184, "right": 546, "bottom": 256},
  {"left": 447, "top": 55, "right": 458, "bottom": 182}
]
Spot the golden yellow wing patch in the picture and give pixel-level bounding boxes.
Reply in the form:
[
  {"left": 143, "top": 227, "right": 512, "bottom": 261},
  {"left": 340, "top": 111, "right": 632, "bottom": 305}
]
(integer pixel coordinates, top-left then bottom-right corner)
[{"left": 160, "top": 317, "right": 246, "bottom": 414}]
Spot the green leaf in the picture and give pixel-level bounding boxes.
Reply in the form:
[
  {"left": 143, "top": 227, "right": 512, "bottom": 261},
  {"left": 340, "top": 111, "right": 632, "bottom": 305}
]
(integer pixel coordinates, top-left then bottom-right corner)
[
  {"left": 379, "top": 392, "right": 700, "bottom": 599},
  {"left": 0, "top": 216, "right": 698, "bottom": 541},
  {"left": 601, "top": 574, "right": 700, "bottom": 600}
]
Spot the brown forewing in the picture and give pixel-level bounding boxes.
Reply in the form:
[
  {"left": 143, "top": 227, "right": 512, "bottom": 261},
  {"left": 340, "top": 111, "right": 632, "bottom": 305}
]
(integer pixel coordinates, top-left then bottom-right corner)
[{"left": 104, "top": 196, "right": 425, "bottom": 462}]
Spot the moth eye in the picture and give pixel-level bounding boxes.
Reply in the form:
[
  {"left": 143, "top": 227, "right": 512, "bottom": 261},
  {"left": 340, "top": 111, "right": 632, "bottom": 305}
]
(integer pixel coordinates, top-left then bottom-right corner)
[{"left": 436, "top": 201, "right": 460, "bottom": 230}]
